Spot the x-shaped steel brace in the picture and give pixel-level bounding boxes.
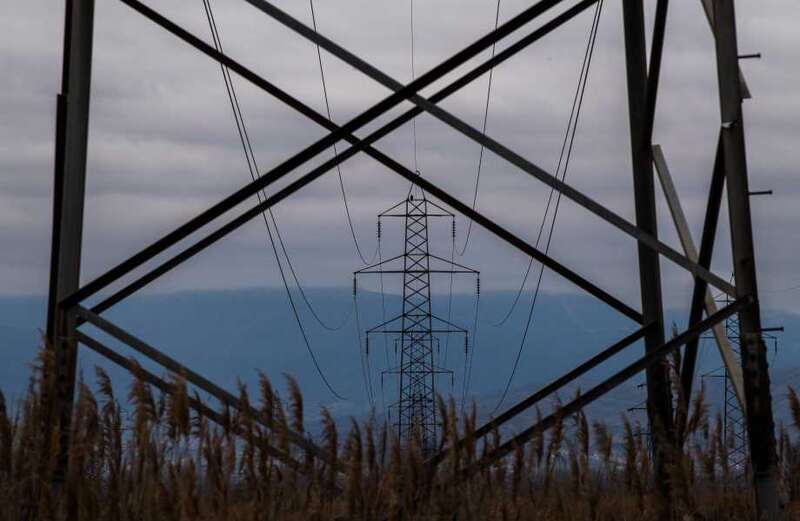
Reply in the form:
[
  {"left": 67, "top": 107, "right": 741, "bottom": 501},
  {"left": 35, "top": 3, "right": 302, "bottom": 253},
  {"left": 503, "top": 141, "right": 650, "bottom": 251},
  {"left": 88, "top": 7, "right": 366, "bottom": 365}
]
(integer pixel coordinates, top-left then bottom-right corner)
[{"left": 63, "top": 0, "right": 730, "bottom": 328}]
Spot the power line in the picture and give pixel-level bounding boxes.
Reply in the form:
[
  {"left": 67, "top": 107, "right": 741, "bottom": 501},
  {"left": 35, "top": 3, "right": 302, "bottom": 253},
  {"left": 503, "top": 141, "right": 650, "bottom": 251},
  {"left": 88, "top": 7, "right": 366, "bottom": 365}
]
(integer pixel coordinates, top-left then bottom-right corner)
[
  {"left": 204, "top": 0, "right": 350, "bottom": 333},
  {"left": 265, "top": 218, "right": 347, "bottom": 400},
  {"left": 491, "top": 0, "right": 604, "bottom": 413},
  {"left": 762, "top": 282, "right": 800, "bottom": 293},
  {"left": 461, "top": 290, "right": 481, "bottom": 412},
  {"left": 489, "top": 255, "right": 534, "bottom": 327},
  {"left": 377, "top": 236, "right": 391, "bottom": 422},
  {"left": 410, "top": 0, "right": 418, "bottom": 173},
  {"left": 353, "top": 288, "right": 375, "bottom": 406},
  {"left": 309, "top": 0, "right": 378, "bottom": 266},
  {"left": 271, "top": 218, "right": 353, "bottom": 331},
  {"left": 488, "top": 3, "right": 601, "bottom": 329},
  {"left": 307, "top": 0, "right": 379, "bottom": 405},
  {"left": 202, "top": 0, "right": 345, "bottom": 400},
  {"left": 457, "top": 0, "right": 502, "bottom": 257},
  {"left": 443, "top": 218, "right": 456, "bottom": 367}
]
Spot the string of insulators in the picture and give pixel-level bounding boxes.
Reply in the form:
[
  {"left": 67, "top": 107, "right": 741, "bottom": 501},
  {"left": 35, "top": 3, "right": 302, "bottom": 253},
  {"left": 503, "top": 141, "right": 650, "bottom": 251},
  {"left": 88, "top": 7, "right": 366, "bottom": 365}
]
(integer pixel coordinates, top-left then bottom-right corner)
[
  {"left": 366, "top": 336, "right": 370, "bottom": 355},
  {"left": 353, "top": 276, "right": 357, "bottom": 297},
  {"left": 451, "top": 219, "right": 456, "bottom": 239},
  {"left": 476, "top": 276, "right": 481, "bottom": 296},
  {"left": 464, "top": 334, "right": 469, "bottom": 354},
  {"left": 377, "top": 219, "right": 382, "bottom": 241}
]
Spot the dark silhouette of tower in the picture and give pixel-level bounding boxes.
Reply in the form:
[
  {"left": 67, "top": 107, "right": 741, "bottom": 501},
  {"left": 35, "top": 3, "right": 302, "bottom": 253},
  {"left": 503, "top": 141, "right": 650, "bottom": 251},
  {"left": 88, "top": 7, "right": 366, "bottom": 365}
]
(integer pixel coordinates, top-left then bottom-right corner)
[
  {"left": 721, "top": 301, "right": 748, "bottom": 477},
  {"left": 701, "top": 291, "right": 780, "bottom": 480},
  {"left": 355, "top": 186, "right": 478, "bottom": 451}
]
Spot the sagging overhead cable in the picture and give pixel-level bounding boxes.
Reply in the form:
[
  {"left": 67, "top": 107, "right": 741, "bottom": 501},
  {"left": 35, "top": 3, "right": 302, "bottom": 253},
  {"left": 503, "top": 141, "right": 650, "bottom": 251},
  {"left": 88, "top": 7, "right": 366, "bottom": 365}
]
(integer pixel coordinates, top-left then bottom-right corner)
[
  {"left": 309, "top": 0, "right": 378, "bottom": 404},
  {"left": 490, "top": 0, "right": 604, "bottom": 413},
  {"left": 457, "top": 0, "right": 502, "bottom": 257},
  {"left": 490, "top": 0, "right": 602, "bottom": 329},
  {"left": 410, "top": 0, "right": 418, "bottom": 173},
  {"left": 202, "top": 0, "right": 346, "bottom": 400},
  {"left": 309, "top": 0, "right": 378, "bottom": 266},
  {"left": 203, "top": 0, "right": 351, "bottom": 333}
]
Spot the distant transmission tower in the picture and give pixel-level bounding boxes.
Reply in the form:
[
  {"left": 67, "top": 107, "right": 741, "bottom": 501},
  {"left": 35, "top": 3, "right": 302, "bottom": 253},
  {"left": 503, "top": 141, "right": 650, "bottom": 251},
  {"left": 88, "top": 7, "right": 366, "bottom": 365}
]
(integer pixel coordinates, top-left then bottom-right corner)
[
  {"left": 713, "top": 301, "right": 748, "bottom": 477},
  {"left": 355, "top": 186, "right": 478, "bottom": 451},
  {"left": 721, "top": 299, "right": 750, "bottom": 477},
  {"left": 702, "top": 291, "right": 780, "bottom": 480}
]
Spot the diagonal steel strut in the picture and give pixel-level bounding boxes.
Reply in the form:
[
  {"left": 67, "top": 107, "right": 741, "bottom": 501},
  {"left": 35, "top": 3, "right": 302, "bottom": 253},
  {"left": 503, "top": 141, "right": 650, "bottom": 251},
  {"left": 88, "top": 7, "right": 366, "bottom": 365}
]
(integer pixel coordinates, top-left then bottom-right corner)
[
  {"left": 76, "top": 0, "right": 641, "bottom": 323},
  {"left": 652, "top": 143, "right": 746, "bottom": 421},
  {"left": 76, "top": 331, "right": 309, "bottom": 473},
  {"left": 230, "top": 0, "right": 732, "bottom": 295},
  {"left": 64, "top": 0, "right": 569, "bottom": 308},
  {"left": 65, "top": 0, "right": 730, "bottom": 312},
  {"left": 75, "top": 306, "right": 338, "bottom": 469},
  {"left": 428, "top": 324, "right": 653, "bottom": 467},
  {"left": 462, "top": 296, "right": 750, "bottom": 475}
]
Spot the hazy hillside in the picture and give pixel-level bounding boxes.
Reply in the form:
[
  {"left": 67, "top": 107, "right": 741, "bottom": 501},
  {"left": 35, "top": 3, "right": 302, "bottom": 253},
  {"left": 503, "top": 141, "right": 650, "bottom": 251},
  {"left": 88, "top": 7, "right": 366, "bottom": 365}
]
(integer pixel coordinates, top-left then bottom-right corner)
[{"left": 1, "top": 288, "right": 798, "bottom": 431}]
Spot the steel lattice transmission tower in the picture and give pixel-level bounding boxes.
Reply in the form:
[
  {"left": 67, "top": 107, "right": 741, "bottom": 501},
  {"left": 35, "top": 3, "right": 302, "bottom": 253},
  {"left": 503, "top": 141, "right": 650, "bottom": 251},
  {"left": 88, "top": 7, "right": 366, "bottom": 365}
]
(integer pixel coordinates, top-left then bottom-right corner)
[
  {"left": 721, "top": 300, "right": 748, "bottom": 477},
  {"left": 356, "top": 187, "right": 478, "bottom": 451},
  {"left": 702, "top": 302, "right": 748, "bottom": 477},
  {"left": 701, "top": 290, "right": 780, "bottom": 480}
]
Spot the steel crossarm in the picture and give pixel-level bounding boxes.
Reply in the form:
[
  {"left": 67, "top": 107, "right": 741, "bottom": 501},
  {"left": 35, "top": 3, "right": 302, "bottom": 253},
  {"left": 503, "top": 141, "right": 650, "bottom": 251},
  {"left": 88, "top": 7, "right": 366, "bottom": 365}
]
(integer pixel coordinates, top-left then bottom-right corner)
[
  {"left": 368, "top": 313, "right": 469, "bottom": 335},
  {"left": 355, "top": 252, "right": 478, "bottom": 275},
  {"left": 353, "top": 254, "right": 406, "bottom": 274},
  {"left": 428, "top": 314, "right": 469, "bottom": 334}
]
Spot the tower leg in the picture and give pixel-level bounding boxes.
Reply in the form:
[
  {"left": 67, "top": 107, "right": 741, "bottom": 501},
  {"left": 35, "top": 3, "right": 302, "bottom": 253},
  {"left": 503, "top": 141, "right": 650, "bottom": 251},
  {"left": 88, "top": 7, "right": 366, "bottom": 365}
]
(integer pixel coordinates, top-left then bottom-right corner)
[
  {"left": 621, "top": 0, "right": 675, "bottom": 507},
  {"left": 711, "top": 1, "right": 781, "bottom": 518},
  {"left": 397, "top": 195, "right": 437, "bottom": 451},
  {"left": 45, "top": 0, "right": 95, "bottom": 490}
]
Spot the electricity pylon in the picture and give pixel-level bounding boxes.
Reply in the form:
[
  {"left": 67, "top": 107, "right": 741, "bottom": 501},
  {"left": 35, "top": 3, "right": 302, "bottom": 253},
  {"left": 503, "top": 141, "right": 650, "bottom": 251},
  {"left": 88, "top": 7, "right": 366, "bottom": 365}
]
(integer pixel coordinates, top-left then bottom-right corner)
[
  {"left": 355, "top": 186, "right": 478, "bottom": 452},
  {"left": 701, "top": 291, "right": 780, "bottom": 480}
]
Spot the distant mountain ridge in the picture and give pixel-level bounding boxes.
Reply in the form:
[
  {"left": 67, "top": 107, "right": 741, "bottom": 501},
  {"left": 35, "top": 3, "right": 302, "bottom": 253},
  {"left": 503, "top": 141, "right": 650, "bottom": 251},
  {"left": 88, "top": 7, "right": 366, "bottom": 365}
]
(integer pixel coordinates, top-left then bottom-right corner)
[{"left": 1, "top": 288, "right": 798, "bottom": 431}]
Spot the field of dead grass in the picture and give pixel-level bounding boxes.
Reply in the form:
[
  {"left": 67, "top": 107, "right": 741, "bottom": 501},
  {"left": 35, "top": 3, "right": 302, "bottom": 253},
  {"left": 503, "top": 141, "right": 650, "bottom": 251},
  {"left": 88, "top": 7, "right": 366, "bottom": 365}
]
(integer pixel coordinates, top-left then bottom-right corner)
[{"left": 2, "top": 350, "right": 800, "bottom": 520}]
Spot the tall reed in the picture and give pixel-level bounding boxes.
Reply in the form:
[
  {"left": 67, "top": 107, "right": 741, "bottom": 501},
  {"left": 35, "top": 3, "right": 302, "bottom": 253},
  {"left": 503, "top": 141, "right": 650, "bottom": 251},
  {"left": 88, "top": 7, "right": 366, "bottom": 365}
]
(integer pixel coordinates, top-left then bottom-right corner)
[{"left": 2, "top": 350, "right": 798, "bottom": 520}]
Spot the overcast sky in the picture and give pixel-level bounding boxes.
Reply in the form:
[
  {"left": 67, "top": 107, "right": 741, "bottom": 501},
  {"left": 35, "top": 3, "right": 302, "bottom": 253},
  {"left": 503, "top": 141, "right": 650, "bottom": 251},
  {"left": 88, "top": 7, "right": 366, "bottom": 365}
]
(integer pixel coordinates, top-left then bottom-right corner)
[{"left": 2, "top": 0, "right": 799, "bottom": 316}]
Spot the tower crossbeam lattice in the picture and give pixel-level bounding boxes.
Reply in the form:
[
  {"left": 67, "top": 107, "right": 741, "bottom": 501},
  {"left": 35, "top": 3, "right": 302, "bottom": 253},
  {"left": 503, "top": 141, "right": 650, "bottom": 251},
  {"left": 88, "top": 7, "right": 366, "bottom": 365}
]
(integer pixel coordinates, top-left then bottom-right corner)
[{"left": 356, "top": 189, "right": 478, "bottom": 452}]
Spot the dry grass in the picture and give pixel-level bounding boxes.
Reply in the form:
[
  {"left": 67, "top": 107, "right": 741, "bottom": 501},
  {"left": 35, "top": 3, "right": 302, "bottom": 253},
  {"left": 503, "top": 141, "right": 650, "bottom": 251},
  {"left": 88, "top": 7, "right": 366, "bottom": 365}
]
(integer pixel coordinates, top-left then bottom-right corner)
[{"left": 1, "top": 350, "right": 800, "bottom": 520}]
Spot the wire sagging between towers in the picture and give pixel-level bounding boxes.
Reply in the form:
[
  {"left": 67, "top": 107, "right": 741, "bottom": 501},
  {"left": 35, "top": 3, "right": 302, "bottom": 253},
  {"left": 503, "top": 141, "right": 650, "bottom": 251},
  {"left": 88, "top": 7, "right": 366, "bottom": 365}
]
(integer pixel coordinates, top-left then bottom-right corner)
[
  {"left": 457, "top": 0, "right": 502, "bottom": 257},
  {"left": 490, "top": 0, "right": 605, "bottom": 413},
  {"left": 309, "top": 0, "right": 379, "bottom": 266},
  {"left": 201, "top": 0, "right": 346, "bottom": 399}
]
